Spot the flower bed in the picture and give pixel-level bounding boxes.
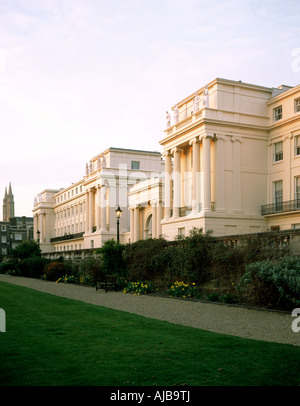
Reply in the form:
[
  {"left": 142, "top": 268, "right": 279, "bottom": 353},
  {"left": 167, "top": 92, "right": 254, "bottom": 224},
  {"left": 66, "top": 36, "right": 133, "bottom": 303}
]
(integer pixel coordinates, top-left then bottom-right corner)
[
  {"left": 122, "top": 281, "right": 156, "bottom": 295},
  {"left": 56, "top": 274, "right": 93, "bottom": 285},
  {"left": 167, "top": 281, "right": 197, "bottom": 299}
]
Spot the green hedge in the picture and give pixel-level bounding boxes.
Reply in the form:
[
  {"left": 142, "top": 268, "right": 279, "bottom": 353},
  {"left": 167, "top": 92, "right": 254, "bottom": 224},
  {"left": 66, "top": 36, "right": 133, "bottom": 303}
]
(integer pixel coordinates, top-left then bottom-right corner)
[{"left": 16, "top": 256, "right": 50, "bottom": 279}]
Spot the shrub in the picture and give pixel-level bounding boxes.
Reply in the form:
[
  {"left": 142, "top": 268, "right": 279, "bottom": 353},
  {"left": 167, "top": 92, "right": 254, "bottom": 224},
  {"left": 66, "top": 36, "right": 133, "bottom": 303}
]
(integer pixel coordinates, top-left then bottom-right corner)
[
  {"left": 122, "top": 229, "right": 217, "bottom": 285},
  {"left": 240, "top": 232, "right": 290, "bottom": 264},
  {"left": 43, "top": 261, "right": 67, "bottom": 282},
  {"left": 4, "top": 269, "right": 18, "bottom": 276},
  {"left": 178, "top": 228, "right": 215, "bottom": 284},
  {"left": 0, "top": 262, "right": 17, "bottom": 275},
  {"left": 10, "top": 241, "right": 41, "bottom": 260},
  {"left": 240, "top": 256, "right": 300, "bottom": 309},
  {"left": 221, "top": 293, "right": 237, "bottom": 304},
  {"left": 97, "top": 239, "right": 125, "bottom": 277},
  {"left": 211, "top": 241, "right": 245, "bottom": 280},
  {"left": 78, "top": 257, "right": 104, "bottom": 284},
  {"left": 17, "top": 256, "right": 49, "bottom": 279},
  {"left": 123, "top": 237, "right": 170, "bottom": 281},
  {"left": 206, "top": 292, "right": 219, "bottom": 302}
]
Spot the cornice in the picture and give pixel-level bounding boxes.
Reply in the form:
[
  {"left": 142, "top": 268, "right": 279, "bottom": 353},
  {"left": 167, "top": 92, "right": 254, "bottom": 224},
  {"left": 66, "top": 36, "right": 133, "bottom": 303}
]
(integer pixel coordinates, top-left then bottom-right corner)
[
  {"left": 268, "top": 113, "right": 300, "bottom": 131},
  {"left": 170, "top": 77, "right": 273, "bottom": 109},
  {"left": 266, "top": 84, "right": 300, "bottom": 105}
]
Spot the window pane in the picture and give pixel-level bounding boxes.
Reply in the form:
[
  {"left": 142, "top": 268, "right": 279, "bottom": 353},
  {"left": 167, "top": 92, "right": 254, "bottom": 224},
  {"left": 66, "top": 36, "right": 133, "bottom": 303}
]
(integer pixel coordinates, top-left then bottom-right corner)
[
  {"left": 295, "top": 136, "right": 300, "bottom": 156},
  {"left": 274, "top": 141, "right": 283, "bottom": 162},
  {"left": 295, "top": 177, "right": 300, "bottom": 208},
  {"left": 131, "top": 161, "right": 140, "bottom": 170},
  {"left": 273, "top": 106, "right": 282, "bottom": 121},
  {"left": 273, "top": 180, "right": 283, "bottom": 211}
]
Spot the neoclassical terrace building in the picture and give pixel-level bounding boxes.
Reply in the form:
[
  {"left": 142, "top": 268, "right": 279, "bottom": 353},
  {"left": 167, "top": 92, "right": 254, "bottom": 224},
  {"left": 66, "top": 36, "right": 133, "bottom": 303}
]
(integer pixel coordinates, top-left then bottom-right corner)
[
  {"left": 129, "top": 77, "right": 300, "bottom": 241},
  {"left": 33, "top": 148, "right": 164, "bottom": 253},
  {"left": 33, "top": 78, "right": 300, "bottom": 255}
]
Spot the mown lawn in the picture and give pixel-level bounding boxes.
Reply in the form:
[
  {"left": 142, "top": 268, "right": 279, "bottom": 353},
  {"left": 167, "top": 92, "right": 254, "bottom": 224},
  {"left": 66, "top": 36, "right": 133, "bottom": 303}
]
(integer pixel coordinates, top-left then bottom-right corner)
[{"left": 0, "top": 281, "right": 300, "bottom": 386}]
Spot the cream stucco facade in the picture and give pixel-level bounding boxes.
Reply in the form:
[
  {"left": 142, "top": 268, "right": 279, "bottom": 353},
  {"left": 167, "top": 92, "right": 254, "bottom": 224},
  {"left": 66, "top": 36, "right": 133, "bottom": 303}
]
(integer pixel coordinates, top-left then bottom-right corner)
[
  {"left": 129, "top": 78, "right": 300, "bottom": 241},
  {"left": 262, "top": 84, "right": 300, "bottom": 230},
  {"left": 159, "top": 78, "right": 271, "bottom": 239},
  {"left": 33, "top": 148, "right": 164, "bottom": 253},
  {"left": 33, "top": 78, "right": 300, "bottom": 254}
]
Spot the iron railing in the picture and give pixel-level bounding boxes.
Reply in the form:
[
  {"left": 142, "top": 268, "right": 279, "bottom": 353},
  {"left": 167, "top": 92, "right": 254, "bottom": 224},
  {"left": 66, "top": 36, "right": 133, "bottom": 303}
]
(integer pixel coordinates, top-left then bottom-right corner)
[
  {"left": 261, "top": 199, "right": 300, "bottom": 216},
  {"left": 50, "top": 232, "right": 84, "bottom": 243}
]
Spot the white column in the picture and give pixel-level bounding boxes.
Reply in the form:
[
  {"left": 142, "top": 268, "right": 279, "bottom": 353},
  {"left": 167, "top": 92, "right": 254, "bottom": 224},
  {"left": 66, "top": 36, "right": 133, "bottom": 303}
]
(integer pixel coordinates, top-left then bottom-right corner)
[
  {"left": 88, "top": 189, "right": 94, "bottom": 233},
  {"left": 157, "top": 200, "right": 162, "bottom": 237},
  {"left": 42, "top": 213, "right": 46, "bottom": 242},
  {"left": 163, "top": 151, "right": 172, "bottom": 220},
  {"left": 75, "top": 204, "right": 79, "bottom": 233},
  {"left": 232, "top": 137, "right": 242, "bottom": 212},
  {"left": 190, "top": 138, "right": 200, "bottom": 214},
  {"left": 34, "top": 214, "right": 38, "bottom": 240},
  {"left": 172, "top": 147, "right": 182, "bottom": 218},
  {"left": 202, "top": 134, "right": 213, "bottom": 211},
  {"left": 39, "top": 213, "right": 43, "bottom": 242},
  {"left": 85, "top": 190, "right": 89, "bottom": 233},
  {"left": 106, "top": 184, "right": 111, "bottom": 231},
  {"left": 215, "top": 135, "right": 226, "bottom": 211},
  {"left": 151, "top": 201, "right": 157, "bottom": 238},
  {"left": 100, "top": 184, "right": 107, "bottom": 232},
  {"left": 45, "top": 212, "right": 50, "bottom": 243},
  {"left": 130, "top": 207, "right": 134, "bottom": 243},
  {"left": 134, "top": 206, "right": 140, "bottom": 242},
  {"left": 96, "top": 185, "right": 101, "bottom": 231}
]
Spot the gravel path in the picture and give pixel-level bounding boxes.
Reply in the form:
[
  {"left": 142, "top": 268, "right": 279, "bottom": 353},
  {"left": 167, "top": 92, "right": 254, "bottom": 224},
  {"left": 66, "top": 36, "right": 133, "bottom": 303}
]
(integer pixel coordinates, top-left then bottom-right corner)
[{"left": 0, "top": 274, "right": 299, "bottom": 347}]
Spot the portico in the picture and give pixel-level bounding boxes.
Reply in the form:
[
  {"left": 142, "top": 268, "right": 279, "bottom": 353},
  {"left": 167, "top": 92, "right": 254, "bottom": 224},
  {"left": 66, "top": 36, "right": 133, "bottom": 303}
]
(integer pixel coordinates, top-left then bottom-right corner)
[
  {"left": 162, "top": 132, "right": 223, "bottom": 219},
  {"left": 159, "top": 78, "right": 271, "bottom": 239}
]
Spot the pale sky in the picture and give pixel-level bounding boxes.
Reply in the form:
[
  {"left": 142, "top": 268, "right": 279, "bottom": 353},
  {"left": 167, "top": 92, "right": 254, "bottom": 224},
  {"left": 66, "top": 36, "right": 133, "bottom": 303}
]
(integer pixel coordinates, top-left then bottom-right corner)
[{"left": 1, "top": 0, "right": 300, "bottom": 218}]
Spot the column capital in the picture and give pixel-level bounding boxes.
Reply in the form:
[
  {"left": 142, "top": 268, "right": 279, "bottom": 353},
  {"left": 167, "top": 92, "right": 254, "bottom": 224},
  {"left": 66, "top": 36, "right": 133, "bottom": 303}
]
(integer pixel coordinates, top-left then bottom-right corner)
[
  {"left": 101, "top": 179, "right": 109, "bottom": 187},
  {"left": 162, "top": 150, "right": 172, "bottom": 158},
  {"left": 231, "top": 136, "right": 243, "bottom": 143},
  {"left": 215, "top": 135, "right": 226, "bottom": 142},
  {"left": 189, "top": 137, "right": 200, "bottom": 146},
  {"left": 171, "top": 146, "right": 183, "bottom": 155},
  {"left": 200, "top": 133, "right": 214, "bottom": 141}
]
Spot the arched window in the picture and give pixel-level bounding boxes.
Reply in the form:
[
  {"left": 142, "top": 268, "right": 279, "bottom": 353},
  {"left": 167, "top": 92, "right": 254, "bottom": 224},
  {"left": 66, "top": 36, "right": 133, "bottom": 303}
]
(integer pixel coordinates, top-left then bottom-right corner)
[{"left": 145, "top": 214, "right": 152, "bottom": 239}]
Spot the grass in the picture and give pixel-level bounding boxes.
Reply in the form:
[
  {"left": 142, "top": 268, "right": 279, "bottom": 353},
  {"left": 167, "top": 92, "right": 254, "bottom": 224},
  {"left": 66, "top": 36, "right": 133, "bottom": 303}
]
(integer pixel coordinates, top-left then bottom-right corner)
[{"left": 0, "top": 281, "right": 300, "bottom": 386}]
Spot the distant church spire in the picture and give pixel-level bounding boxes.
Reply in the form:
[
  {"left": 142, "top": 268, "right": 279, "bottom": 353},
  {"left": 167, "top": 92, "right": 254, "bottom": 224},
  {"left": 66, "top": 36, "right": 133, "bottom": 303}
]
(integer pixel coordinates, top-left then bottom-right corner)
[
  {"left": 3, "top": 183, "right": 15, "bottom": 221},
  {"left": 3, "top": 187, "right": 7, "bottom": 221}
]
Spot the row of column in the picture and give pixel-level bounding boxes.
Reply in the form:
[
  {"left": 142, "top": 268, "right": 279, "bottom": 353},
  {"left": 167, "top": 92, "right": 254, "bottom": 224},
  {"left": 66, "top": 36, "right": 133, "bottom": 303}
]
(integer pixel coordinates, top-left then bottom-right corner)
[
  {"left": 33, "top": 212, "right": 50, "bottom": 243},
  {"left": 163, "top": 133, "right": 242, "bottom": 219},
  {"left": 85, "top": 183, "right": 107, "bottom": 234},
  {"left": 130, "top": 200, "right": 162, "bottom": 242}
]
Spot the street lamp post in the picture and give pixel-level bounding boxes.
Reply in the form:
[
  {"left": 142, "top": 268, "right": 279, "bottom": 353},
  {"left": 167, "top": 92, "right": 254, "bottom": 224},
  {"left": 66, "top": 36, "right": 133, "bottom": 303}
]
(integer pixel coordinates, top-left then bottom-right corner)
[{"left": 115, "top": 206, "right": 122, "bottom": 243}]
